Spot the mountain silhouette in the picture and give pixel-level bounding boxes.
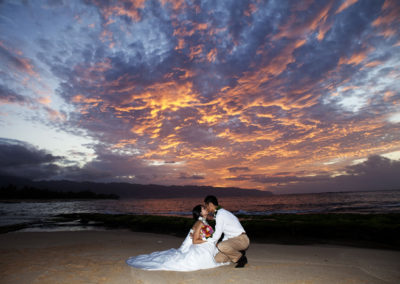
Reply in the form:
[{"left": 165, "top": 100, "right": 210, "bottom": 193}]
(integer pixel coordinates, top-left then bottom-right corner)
[{"left": 0, "top": 175, "right": 272, "bottom": 199}]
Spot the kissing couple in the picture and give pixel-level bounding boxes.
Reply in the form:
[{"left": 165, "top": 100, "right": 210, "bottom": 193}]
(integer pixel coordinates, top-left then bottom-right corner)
[{"left": 126, "top": 195, "right": 250, "bottom": 271}]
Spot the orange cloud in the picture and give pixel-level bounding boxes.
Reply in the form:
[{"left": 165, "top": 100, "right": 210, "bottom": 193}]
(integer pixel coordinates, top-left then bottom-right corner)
[
  {"left": 173, "top": 25, "right": 194, "bottom": 37},
  {"left": 196, "top": 23, "right": 208, "bottom": 31},
  {"left": 72, "top": 94, "right": 102, "bottom": 104},
  {"left": 221, "top": 39, "right": 309, "bottom": 112},
  {"left": 111, "top": 139, "right": 138, "bottom": 149},
  {"left": 208, "top": 27, "right": 227, "bottom": 37},
  {"left": 207, "top": 48, "right": 217, "bottom": 62},
  {"left": 244, "top": 3, "right": 258, "bottom": 17},
  {"left": 173, "top": 20, "right": 209, "bottom": 51},
  {"left": 274, "top": 1, "right": 333, "bottom": 40},
  {"left": 124, "top": 81, "right": 200, "bottom": 137},
  {"left": 74, "top": 59, "right": 112, "bottom": 86},
  {"left": 339, "top": 49, "right": 370, "bottom": 66},
  {"left": 100, "top": 29, "right": 113, "bottom": 44},
  {"left": 336, "top": 0, "right": 358, "bottom": 14},
  {"left": 72, "top": 94, "right": 103, "bottom": 115},
  {"left": 44, "top": 107, "right": 66, "bottom": 121},
  {"left": 364, "top": 60, "right": 382, "bottom": 68},
  {"left": 161, "top": 0, "right": 187, "bottom": 12},
  {"left": 0, "top": 41, "right": 38, "bottom": 77},
  {"left": 309, "top": 1, "right": 333, "bottom": 31},
  {"left": 383, "top": 91, "right": 395, "bottom": 102},
  {"left": 372, "top": 0, "right": 400, "bottom": 38},
  {"left": 98, "top": 0, "right": 145, "bottom": 24},
  {"left": 316, "top": 21, "right": 333, "bottom": 41},
  {"left": 125, "top": 94, "right": 400, "bottom": 190},
  {"left": 17, "top": 57, "right": 37, "bottom": 77},
  {"left": 189, "top": 44, "right": 203, "bottom": 60},
  {"left": 38, "top": 96, "right": 51, "bottom": 105},
  {"left": 175, "top": 38, "right": 185, "bottom": 50}
]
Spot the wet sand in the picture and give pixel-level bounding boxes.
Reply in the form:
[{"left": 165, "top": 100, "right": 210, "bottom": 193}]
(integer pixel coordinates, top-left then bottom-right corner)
[{"left": 0, "top": 230, "right": 399, "bottom": 284}]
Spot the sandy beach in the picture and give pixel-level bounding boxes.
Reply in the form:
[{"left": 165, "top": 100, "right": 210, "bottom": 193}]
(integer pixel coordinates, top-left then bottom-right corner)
[{"left": 0, "top": 230, "right": 399, "bottom": 284}]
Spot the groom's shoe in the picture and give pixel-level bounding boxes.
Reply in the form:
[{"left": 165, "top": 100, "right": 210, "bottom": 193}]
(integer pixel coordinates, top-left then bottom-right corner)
[{"left": 235, "top": 253, "right": 248, "bottom": 268}]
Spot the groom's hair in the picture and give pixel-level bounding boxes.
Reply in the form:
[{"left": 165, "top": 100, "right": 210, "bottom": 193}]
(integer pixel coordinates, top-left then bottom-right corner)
[
  {"left": 192, "top": 205, "right": 202, "bottom": 220},
  {"left": 204, "top": 195, "right": 218, "bottom": 206}
]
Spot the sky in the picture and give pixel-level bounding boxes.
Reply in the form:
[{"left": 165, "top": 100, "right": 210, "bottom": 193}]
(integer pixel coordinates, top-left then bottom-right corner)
[{"left": 0, "top": 0, "right": 400, "bottom": 194}]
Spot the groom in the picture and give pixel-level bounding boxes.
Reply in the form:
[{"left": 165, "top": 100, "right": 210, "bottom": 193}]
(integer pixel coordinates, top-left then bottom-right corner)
[{"left": 204, "top": 195, "right": 250, "bottom": 268}]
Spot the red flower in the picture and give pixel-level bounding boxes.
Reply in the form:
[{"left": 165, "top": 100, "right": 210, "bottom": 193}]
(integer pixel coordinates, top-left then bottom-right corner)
[{"left": 200, "top": 225, "right": 214, "bottom": 239}]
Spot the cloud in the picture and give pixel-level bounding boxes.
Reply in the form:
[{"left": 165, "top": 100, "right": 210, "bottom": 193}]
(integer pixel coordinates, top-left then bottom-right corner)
[
  {"left": 0, "top": 84, "right": 29, "bottom": 105},
  {"left": 228, "top": 167, "right": 250, "bottom": 173},
  {"left": 48, "top": 0, "right": 400, "bottom": 187},
  {"left": 336, "top": 0, "right": 359, "bottom": 14},
  {"left": 0, "top": 138, "right": 62, "bottom": 179},
  {"left": 1, "top": 0, "right": 399, "bottom": 192},
  {"left": 228, "top": 155, "right": 400, "bottom": 194},
  {"left": 0, "top": 42, "right": 37, "bottom": 76},
  {"left": 0, "top": 138, "right": 155, "bottom": 183},
  {"left": 179, "top": 173, "right": 205, "bottom": 180}
]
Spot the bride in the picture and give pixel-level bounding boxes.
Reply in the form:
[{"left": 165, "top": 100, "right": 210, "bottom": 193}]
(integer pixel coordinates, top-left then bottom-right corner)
[{"left": 126, "top": 205, "right": 228, "bottom": 271}]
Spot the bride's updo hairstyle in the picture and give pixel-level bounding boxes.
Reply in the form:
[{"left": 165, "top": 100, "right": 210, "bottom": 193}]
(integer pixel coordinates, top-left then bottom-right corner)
[{"left": 192, "top": 205, "right": 202, "bottom": 220}]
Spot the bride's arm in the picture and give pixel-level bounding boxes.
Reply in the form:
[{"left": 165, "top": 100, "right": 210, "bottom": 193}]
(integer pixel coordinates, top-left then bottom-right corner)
[{"left": 192, "top": 221, "right": 206, "bottom": 244}]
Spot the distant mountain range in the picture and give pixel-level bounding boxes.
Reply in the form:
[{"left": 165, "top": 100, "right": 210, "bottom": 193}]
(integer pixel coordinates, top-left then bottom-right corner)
[{"left": 0, "top": 175, "right": 273, "bottom": 199}]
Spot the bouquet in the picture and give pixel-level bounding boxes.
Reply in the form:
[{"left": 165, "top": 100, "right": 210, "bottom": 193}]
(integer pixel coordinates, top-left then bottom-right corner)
[{"left": 200, "top": 224, "right": 214, "bottom": 239}]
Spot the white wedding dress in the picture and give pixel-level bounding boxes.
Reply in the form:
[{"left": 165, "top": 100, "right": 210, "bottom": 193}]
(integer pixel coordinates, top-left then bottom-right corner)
[{"left": 126, "top": 229, "right": 228, "bottom": 271}]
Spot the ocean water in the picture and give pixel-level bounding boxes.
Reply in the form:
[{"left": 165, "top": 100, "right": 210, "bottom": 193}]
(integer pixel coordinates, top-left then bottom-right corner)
[{"left": 1, "top": 190, "right": 400, "bottom": 231}]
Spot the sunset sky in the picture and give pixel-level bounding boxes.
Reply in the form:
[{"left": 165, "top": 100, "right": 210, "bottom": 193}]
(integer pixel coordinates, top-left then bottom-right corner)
[{"left": 1, "top": 0, "right": 399, "bottom": 194}]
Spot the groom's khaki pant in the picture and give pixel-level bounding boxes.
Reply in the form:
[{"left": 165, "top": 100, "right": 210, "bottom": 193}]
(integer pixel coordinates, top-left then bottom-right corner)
[{"left": 215, "top": 233, "right": 250, "bottom": 263}]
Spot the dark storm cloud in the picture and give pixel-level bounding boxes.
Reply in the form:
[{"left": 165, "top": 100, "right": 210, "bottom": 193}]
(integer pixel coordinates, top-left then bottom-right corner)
[
  {"left": 0, "top": 138, "right": 62, "bottom": 179},
  {"left": 345, "top": 155, "right": 400, "bottom": 177},
  {"left": 228, "top": 167, "right": 250, "bottom": 173},
  {"left": 0, "top": 138, "right": 144, "bottom": 182},
  {"left": 46, "top": 143, "right": 183, "bottom": 184},
  {"left": 59, "top": 165, "right": 114, "bottom": 181},
  {"left": 0, "top": 138, "right": 61, "bottom": 167},
  {"left": 179, "top": 173, "right": 205, "bottom": 180},
  {"left": 229, "top": 155, "right": 400, "bottom": 193}
]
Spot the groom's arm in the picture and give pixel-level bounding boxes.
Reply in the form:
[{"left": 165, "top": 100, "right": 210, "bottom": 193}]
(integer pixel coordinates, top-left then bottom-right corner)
[{"left": 209, "top": 215, "right": 223, "bottom": 243}]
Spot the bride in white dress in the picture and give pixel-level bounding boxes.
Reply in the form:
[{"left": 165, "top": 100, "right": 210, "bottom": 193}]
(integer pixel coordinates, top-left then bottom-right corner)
[{"left": 126, "top": 205, "right": 228, "bottom": 271}]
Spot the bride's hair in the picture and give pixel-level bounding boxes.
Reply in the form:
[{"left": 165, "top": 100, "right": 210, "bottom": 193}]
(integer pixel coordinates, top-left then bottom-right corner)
[{"left": 192, "top": 205, "right": 202, "bottom": 220}]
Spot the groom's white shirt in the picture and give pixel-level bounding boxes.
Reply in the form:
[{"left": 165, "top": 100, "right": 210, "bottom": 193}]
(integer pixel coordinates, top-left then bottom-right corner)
[{"left": 209, "top": 208, "right": 245, "bottom": 242}]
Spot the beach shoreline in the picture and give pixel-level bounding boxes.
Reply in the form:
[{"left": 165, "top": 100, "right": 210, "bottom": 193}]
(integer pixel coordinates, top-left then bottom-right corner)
[
  {"left": 1, "top": 230, "right": 399, "bottom": 284},
  {"left": 2, "top": 212, "right": 400, "bottom": 251}
]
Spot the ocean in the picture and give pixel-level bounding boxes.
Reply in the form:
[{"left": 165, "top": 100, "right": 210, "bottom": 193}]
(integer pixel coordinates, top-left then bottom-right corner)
[{"left": 1, "top": 190, "right": 400, "bottom": 232}]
